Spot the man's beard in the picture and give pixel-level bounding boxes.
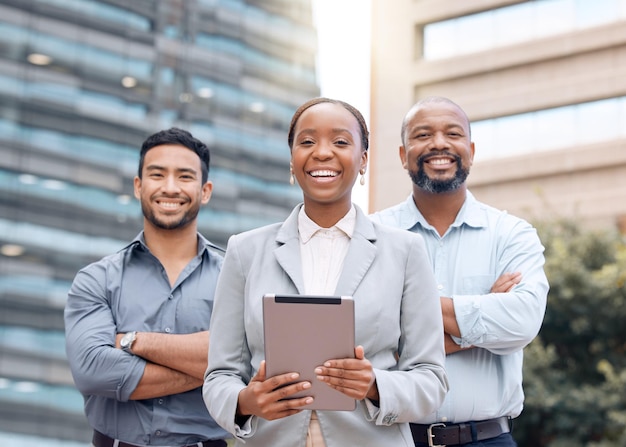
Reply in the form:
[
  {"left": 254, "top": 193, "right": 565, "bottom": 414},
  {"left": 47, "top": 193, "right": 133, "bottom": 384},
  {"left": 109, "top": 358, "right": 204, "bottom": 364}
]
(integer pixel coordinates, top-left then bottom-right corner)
[
  {"left": 408, "top": 152, "right": 469, "bottom": 194},
  {"left": 141, "top": 200, "right": 199, "bottom": 230}
]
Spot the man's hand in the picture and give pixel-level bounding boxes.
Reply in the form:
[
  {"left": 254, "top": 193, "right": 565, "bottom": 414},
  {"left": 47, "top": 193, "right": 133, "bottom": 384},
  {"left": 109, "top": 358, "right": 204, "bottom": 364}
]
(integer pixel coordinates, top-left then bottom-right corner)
[
  {"left": 443, "top": 272, "right": 523, "bottom": 355},
  {"left": 490, "top": 272, "right": 522, "bottom": 293}
]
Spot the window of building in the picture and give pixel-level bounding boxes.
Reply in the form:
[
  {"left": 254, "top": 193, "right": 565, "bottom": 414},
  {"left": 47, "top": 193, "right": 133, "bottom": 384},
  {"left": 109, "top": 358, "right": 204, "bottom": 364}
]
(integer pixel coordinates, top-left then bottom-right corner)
[
  {"left": 472, "top": 96, "right": 626, "bottom": 160},
  {"left": 37, "top": 0, "right": 151, "bottom": 31},
  {"left": 424, "top": 0, "right": 626, "bottom": 59}
]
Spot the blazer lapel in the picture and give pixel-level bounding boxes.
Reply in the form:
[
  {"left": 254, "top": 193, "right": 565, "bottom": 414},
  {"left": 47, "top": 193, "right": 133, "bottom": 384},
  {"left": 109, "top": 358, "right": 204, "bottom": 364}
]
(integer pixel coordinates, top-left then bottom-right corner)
[
  {"left": 335, "top": 208, "right": 377, "bottom": 296},
  {"left": 274, "top": 204, "right": 306, "bottom": 293}
]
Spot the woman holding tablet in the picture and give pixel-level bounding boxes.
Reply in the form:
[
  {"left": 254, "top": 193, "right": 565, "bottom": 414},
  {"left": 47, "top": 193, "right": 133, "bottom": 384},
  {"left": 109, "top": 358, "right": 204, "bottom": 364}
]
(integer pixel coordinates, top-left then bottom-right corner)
[{"left": 203, "top": 97, "right": 448, "bottom": 446}]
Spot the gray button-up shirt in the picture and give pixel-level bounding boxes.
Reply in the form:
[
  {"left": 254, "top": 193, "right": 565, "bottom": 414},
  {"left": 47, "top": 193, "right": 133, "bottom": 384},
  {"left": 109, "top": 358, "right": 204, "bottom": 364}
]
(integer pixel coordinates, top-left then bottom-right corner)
[{"left": 65, "top": 232, "right": 228, "bottom": 445}]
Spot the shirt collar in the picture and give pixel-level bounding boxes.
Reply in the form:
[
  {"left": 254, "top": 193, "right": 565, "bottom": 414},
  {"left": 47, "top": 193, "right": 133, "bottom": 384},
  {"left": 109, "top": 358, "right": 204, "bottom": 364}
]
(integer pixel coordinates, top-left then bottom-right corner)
[
  {"left": 123, "top": 231, "right": 222, "bottom": 258},
  {"left": 404, "top": 190, "right": 487, "bottom": 232},
  {"left": 298, "top": 205, "right": 356, "bottom": 244},
  {"left": 119, "top": 232, "right": 146, "bottom": 253}
]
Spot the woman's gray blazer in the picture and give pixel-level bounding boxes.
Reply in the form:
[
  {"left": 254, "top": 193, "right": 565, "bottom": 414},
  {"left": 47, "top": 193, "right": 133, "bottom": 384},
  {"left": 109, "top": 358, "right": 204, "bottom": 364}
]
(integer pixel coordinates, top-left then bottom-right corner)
[{"left": 203, "top": 204, "right": 448, "bottom": 447}]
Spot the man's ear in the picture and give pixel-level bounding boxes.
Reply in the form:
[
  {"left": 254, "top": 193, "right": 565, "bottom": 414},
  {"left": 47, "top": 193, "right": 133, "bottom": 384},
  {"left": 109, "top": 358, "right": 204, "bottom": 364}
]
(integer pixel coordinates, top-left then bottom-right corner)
[
  {"left": 133, "top": 176, "right": 141, "bottom": 200},
  {"left": 201, "top": 181, "right": 213, "bottom": 204},
  {"left": 399, "top": 145, "right": 408, "bottom": 170}
]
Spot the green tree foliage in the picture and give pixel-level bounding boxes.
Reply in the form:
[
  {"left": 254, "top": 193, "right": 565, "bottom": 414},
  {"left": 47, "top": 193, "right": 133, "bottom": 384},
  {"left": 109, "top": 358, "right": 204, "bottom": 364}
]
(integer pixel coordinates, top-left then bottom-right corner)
[{"left": 515, "top": 220, "right": 626, "bottom": 446}]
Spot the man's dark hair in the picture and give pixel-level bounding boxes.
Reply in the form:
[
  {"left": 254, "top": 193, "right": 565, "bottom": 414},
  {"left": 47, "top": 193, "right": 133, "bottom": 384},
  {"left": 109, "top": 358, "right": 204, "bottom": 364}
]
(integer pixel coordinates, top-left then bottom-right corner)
[{"left": 138, "top": 127, "right": 211, "bottom": 183}]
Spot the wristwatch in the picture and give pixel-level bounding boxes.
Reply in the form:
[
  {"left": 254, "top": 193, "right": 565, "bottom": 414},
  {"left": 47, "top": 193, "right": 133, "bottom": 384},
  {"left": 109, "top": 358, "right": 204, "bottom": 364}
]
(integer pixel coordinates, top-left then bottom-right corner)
[{"left": 120, "top": 331, "right": 137, "bottom": 354}]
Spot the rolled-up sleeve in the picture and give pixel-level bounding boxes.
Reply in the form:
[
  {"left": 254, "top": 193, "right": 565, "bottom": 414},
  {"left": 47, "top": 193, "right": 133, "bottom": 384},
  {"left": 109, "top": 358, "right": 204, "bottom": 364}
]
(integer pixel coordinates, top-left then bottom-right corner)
[
  {"left": 453, "top": 220, "right": 549, "bottom": 354},
  {"left": 65, "top": 264, "right": 145, "bottom": 401}
]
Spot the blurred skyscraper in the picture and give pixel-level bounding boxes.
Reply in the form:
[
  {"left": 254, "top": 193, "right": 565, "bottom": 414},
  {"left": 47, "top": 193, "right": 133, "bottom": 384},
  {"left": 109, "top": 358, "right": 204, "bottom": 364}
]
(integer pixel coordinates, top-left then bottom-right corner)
[
  {"left": 0, "top": 0, "right": 318, "bottom": 444},
  {"left": 369, "top": 0, "right": 626, "bottom": 231}
]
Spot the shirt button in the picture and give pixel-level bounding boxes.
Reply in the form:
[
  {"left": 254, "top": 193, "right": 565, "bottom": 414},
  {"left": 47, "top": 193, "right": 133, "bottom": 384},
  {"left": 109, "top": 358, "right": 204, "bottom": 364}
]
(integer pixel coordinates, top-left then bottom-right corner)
[
  {"left": 158, "top": 399, "right": 164, "bottom": 404},
  {"left": 437, "top": 284, "right": 444, "bottom": 290},
  {"left": 164, "top": 327, "right": 171, "bottom": 333},
  {"left": 168, "top": 294, "right": 173, "bottom": 300},
  {"left": 382, "top": 414, "right": 397, "bottom": 424},
  {"left": 155, "top": 430, "right": 161, "bottom": 436},
  {"left": 441, "top": 416, "right": 448, "bottom": 422}
]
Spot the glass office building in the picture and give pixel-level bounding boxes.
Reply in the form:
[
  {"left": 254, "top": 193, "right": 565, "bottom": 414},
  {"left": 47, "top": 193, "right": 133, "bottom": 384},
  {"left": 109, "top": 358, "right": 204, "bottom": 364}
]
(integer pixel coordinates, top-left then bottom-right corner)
[{"left": 0, "top": 0, "right": 319, "bottom": 444}]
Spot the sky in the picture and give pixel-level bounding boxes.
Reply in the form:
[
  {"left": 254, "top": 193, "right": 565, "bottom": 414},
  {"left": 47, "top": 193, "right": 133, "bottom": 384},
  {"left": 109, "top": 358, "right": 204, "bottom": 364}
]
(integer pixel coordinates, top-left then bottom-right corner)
[{"left": 312, "top": 0, "right": 372, "bottom": 212}]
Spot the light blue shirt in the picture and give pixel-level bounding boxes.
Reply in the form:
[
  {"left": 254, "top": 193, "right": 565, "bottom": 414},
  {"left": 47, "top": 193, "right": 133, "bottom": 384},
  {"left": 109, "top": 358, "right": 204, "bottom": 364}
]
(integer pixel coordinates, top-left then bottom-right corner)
[
  {"left": 64, "top": 232, "right": 229, "bottom": 445},
  {"left": 370, "top": 192, "right": 548, "bottom": 423}
]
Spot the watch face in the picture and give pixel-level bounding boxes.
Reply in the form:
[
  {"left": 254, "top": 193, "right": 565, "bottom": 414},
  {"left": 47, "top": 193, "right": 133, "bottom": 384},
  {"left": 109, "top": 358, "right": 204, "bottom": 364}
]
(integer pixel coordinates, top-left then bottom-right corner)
[{"left": 121, "top": 332, "right": 135, "bottom": 348}]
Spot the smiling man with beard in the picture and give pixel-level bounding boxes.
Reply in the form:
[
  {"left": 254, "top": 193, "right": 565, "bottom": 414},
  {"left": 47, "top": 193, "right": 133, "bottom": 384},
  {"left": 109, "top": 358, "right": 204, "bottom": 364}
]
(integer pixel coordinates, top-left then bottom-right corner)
[
  {"left": 65, "top": 128, "right": 229, "bottom": 447},
  {"left": 371, "top": 97, "right": 549, "bottom": 447}
]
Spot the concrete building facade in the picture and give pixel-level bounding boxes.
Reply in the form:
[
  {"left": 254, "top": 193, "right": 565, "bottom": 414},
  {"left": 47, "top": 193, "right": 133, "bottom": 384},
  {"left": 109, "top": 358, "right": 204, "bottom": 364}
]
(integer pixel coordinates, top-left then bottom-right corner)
[{"left": 369, "top": 0, "right": 626, "bottom": 231}]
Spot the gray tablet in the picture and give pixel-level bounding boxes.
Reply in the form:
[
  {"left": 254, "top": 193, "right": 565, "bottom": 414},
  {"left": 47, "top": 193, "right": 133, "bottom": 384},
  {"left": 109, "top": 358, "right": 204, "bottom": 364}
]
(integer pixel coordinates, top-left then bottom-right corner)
[{"left": 262, "top": 293, "right": 356, "bottom": 411}]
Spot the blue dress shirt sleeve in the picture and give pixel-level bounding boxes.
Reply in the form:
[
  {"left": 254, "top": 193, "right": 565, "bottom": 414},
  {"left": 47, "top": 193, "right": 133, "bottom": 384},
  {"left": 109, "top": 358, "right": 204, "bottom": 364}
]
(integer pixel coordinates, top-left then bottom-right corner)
[
  {"left": 452, "top": 218, "right": 549, "bottom": 354},
  {"left": 65, "top": 258, "right": 146, "bottom": 401}
]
